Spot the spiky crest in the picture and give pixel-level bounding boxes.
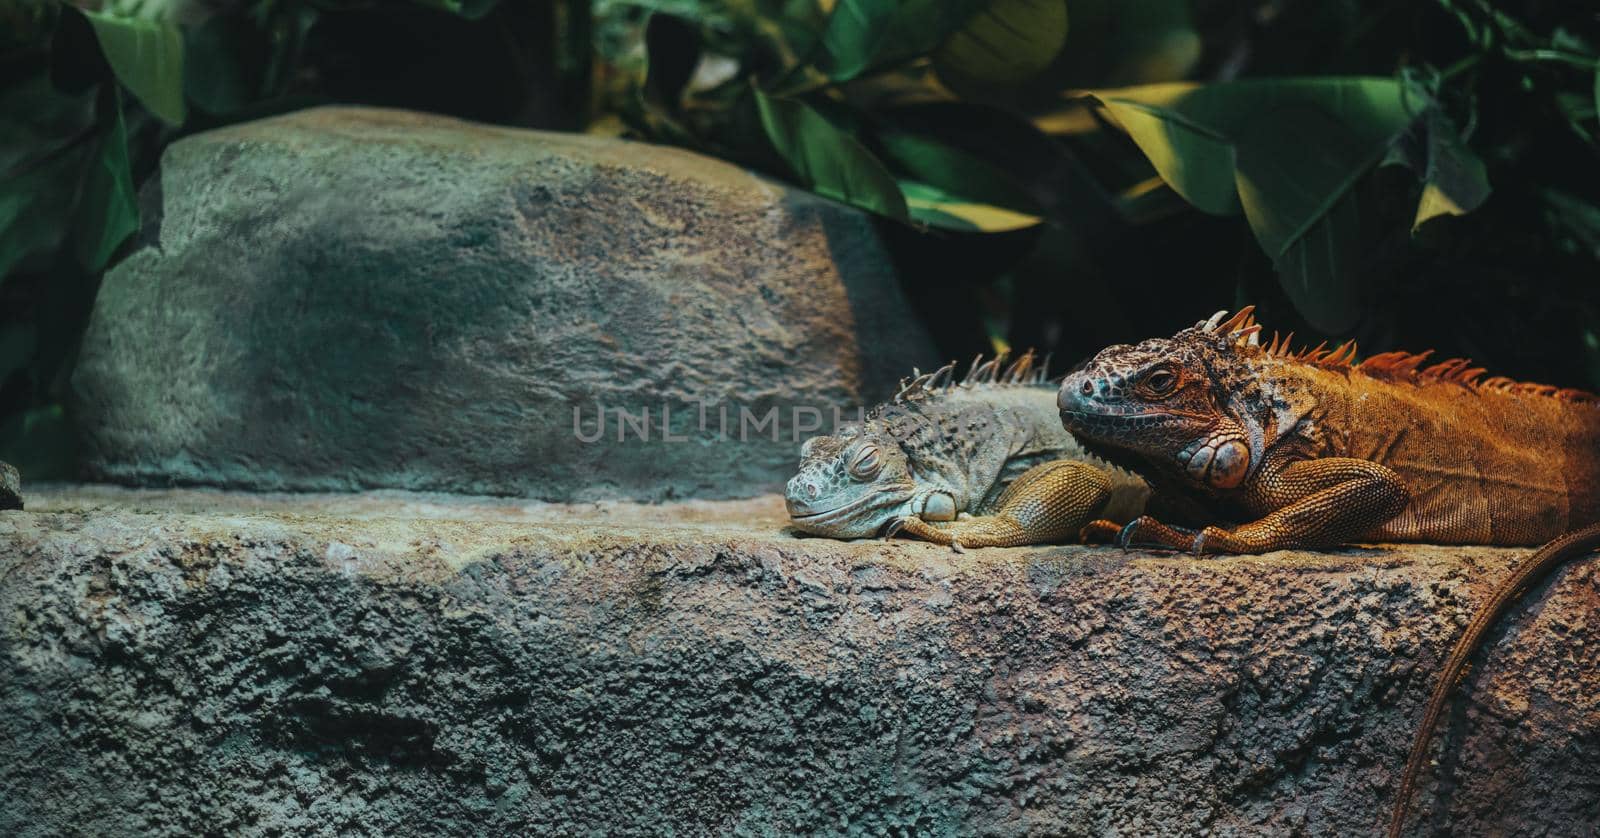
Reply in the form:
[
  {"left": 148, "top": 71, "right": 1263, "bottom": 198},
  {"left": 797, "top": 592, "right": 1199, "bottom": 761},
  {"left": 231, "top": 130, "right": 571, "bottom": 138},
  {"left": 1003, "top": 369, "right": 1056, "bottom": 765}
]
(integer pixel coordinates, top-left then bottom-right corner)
[
  {"left": 890, "top": 350, "right": 1053, "bottom": 404},
  {"left": 1196, "top": 307, "right": 1599, "bottom": 405}
]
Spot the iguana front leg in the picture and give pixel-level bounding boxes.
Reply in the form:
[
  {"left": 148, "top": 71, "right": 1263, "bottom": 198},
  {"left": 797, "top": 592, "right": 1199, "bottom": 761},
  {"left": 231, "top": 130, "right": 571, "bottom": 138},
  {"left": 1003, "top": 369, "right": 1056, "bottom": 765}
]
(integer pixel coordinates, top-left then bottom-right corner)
[
  {"left": 892, "top": 460, "right": 1110, "bottom": 549},
  {"left": 1117, "top": 457, "right": 1411, "bottom": 554}
]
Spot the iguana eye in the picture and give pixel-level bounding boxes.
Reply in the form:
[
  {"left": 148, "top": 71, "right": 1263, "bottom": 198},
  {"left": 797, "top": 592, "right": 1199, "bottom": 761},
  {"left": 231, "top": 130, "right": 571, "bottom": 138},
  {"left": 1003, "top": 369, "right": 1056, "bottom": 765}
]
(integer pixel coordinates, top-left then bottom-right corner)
[
  {"left": 1142, "top": 367, "right": 1179, "bottom": 396},
  {"left": 850, "top": 446, "right": 883, "bottom": 480}
]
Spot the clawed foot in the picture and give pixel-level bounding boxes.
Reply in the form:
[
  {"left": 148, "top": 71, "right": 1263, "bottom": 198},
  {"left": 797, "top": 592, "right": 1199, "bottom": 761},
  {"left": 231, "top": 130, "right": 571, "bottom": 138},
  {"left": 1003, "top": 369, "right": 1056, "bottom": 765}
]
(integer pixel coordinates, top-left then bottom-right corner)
[
  {"left": 1102, "top": 515, "right": 1234, "bottom": 555},
  {"left": 1113, "top": 515, "right": 1196, "bottom": 551},
  {"left": 1079, "top": 519, "right": 1123, "bottom": 543}
]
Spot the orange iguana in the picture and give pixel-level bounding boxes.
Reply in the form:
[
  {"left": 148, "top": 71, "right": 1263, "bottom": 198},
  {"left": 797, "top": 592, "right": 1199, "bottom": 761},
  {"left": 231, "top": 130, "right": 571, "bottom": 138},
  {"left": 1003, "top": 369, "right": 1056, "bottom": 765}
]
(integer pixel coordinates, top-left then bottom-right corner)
[{"left": 1054, "top": 307, "right": 1600, "bottom": 837}]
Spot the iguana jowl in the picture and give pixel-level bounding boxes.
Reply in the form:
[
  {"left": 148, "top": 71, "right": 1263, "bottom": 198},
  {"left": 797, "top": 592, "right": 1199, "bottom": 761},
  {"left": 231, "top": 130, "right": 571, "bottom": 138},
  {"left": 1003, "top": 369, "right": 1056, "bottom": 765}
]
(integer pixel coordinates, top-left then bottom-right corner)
[
  {"left": 1056, "top": 307, "right": 1600, "bottom": 836},
  {"left": 785, "top": 352, "right": 1146, "bottom": 548}
]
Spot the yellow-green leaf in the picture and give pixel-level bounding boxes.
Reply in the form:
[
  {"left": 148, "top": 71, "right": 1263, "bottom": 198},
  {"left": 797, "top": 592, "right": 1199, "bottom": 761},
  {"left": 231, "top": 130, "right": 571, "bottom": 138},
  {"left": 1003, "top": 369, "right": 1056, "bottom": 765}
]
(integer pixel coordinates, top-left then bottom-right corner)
[
  {"left": 753, "top": 89, "right": 908, "bottom": 220},
  {"left": 900, "top": 181, "right": 1041, "bottom": 231},
  {"left": 1398, "top": 109, "right": 1491, "bottom": 232},
  {"left": 934, "top": 0, "right": 1067, "bottom": 83},
  {"left": 1092, "top": 94, "right": 1239, "bottom": 216},
  {"left": 78, "top": 8, "right": 186, "bottom": 125},
  {"left": 1085, "top": 78, "right": 1419, "bottom": 256}
]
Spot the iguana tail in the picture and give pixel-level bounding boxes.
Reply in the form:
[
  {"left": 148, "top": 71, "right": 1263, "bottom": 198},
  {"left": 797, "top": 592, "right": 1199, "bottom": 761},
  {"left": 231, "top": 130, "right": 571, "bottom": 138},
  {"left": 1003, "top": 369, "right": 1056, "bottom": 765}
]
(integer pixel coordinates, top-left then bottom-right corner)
[{"left": 1386, "top": 522, "right": 1600, "bottom": 838}]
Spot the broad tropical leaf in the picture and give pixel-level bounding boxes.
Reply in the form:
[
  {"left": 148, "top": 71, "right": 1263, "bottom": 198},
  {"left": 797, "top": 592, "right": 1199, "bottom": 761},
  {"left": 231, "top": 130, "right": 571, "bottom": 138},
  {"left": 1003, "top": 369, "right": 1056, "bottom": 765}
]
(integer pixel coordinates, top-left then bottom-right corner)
[
  {"left": 1090, "top": 95, "right": 1238, "bottom": 215},
  {"left": 1275, "top": 186, "right": 1364, "bottom": 332},
  {"left": 876, "top": 131, "right": 1040, "bottom": 215},
  {"left": 899, "top": 181, "right": 1041, "bottom": 232},
  {"left": 1409, "top": 111, "right": 1491, "bottom": 232},
  {"left": 1089, "top": 79, "right": 1417, "bottom": 255},
  {"left": 818, "top": 0, "right": 986, "bottom": 82},
  {"left": 1050, "top": 0, "right": 1198, "bottom": 88},
  {"left": 934, "top": 0, "right": 1067, "bottom": 83},
  {"left": 753, "top": 89, "right": 907, "bottom": 219},
  {"left": 1084, "top": 78, "right": 1426, "bottom": 330},
  {"left": 78, "top": 8, "right": 186, "bottom": 125},
  {"left": 74, "top": 94, "right": 138, "bottom": 272}
]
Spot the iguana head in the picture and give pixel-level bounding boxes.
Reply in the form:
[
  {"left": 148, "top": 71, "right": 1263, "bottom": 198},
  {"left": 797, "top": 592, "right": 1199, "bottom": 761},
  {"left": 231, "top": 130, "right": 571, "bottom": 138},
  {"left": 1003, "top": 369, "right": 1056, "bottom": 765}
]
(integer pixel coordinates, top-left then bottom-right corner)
[
  {"left": 785, "top": 425, "right": 917, "bottom": 538},
  {"left": 1058, "top": 308, "right": 1283, "bottom": 493}
]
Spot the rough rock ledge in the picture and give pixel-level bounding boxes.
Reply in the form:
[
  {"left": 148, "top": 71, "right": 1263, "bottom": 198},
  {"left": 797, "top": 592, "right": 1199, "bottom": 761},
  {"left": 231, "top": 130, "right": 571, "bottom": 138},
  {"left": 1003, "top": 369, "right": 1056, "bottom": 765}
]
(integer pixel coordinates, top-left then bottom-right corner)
[{"left": 3, "top": 486, "right": 1597, "bottom": 836}]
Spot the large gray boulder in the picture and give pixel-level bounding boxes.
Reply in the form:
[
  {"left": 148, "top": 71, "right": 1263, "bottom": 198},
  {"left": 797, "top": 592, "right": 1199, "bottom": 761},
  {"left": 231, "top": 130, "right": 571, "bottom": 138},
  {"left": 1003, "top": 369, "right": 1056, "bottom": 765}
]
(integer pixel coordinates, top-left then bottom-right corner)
[
  {"left": 3, "top": 486, "right": 1598, "bottom": 836},
  {"left": 72, "top": 107, "right": 935, "bottom": 500}
]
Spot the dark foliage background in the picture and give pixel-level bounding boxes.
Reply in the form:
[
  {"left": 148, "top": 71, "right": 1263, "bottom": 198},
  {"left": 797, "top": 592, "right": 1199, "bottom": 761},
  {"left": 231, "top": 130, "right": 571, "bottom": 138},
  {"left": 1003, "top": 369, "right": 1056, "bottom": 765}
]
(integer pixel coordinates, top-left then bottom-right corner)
[{"left": 2, "top": 0, "right": 1598, "bottom": 478}]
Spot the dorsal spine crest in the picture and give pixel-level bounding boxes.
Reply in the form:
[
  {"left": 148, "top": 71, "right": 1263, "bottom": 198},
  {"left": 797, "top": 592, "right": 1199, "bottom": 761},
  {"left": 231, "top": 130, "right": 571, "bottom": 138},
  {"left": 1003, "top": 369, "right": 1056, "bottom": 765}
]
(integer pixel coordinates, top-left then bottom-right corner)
[
  {"left": 889, "top": 350, "right": 1054, "bottom": 406},
  {"left": 1198, "top": 307, "right": 1599, "bottom": 405}
]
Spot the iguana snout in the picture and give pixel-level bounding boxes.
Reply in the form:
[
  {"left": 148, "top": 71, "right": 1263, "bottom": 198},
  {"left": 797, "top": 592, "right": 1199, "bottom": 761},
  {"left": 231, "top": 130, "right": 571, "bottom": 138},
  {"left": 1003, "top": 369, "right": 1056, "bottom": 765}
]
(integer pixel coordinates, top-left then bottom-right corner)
[
  {"left": 785, "top": 430, "right": 916, "bottom": 538},
  {"left": 1057, "top": 341, "right": 1222, "bottom": 456}
]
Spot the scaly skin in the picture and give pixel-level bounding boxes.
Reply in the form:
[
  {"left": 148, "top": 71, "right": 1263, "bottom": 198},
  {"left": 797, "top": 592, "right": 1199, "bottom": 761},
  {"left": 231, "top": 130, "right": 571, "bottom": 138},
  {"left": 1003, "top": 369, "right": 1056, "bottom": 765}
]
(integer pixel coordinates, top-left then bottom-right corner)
[
  {"left": 785, "top": 353, "right": 1147, "bottom": 549},
  {"left": 1056, "top": 307, "right": 1600, "bottom": 836}
]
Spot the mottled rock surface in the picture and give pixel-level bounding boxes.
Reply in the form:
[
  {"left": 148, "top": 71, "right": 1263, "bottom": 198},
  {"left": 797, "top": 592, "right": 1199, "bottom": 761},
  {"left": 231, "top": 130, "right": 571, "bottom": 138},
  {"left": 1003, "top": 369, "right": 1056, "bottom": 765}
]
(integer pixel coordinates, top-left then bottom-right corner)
[
  {"left": 0, "top": 461, "right": 19, "bottom": 509},
  {"left": 71, "top": 107, "right": 934, "bottom": 500},
  {"left": 3, "top": 486, "right": 1598, "bottom": 836}
]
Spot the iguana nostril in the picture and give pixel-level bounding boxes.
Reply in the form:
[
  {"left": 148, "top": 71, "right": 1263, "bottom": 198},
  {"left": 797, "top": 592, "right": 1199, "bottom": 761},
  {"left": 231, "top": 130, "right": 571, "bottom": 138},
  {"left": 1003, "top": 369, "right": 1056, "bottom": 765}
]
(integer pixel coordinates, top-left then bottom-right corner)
[{"left": 806, "top": 483, "right": 818, "bottom": 499}]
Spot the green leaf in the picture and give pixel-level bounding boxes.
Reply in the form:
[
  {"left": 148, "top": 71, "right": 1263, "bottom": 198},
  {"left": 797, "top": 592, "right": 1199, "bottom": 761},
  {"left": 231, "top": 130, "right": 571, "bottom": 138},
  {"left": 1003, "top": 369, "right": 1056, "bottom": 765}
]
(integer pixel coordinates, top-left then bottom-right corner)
[
  {"left": 818, "top": 0, "right": 986, "bottom": 82},
  {"left": 1091, "top": 94, "right": 1239, "bottom": 215},
  {"left": 934, "top": 0, "right": 1067, "bottom": 83},
  {"left": 1086, "top": 78, "right": 1419, "bottom": 256},
  {"left": 77, "top": 7, "right": 186, "bottom": 125},
  {"left": 899, "top": 181, "right": 1041, "bottom": 232},
  {"left": 1050, "top": 0, "right": 1198, "bottom": 88},
  {"left": 1409, "top": 112, "right": 1490, "bottom": 232},
  {"left": 876, "top": 131, "right": 1040, "bottom": 214},
  {"left": 411, "top": 0, "right": 500, "bottom": 20},
  {"left": 880, "top": 101, "right": 1116, "bottom": 233},
  {"left": 753, "top": 89, "right": 907, "bottom": 219},
  {"left": 1113, "top": 176, "right": 1187, "bottom": 225},
  {"left": 1275, "top": 186, "right": 1363, "bottom": 332},
  {"left": 1084, "top": 78, "right": 1424, "bottom": 332},
  {"left": 74, "top": 93, "right": 138, "bottom": 272},
  {"left": 817, "top": 0, "right": 895, "bottom": 80}
]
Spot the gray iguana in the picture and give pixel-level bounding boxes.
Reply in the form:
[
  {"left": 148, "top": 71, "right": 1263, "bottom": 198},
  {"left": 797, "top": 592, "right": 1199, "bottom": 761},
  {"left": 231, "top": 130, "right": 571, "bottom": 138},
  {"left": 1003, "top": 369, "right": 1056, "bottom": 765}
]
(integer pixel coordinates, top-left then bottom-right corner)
[{"left": 785, "top": 352, "right": 1147, "bottom": 548}]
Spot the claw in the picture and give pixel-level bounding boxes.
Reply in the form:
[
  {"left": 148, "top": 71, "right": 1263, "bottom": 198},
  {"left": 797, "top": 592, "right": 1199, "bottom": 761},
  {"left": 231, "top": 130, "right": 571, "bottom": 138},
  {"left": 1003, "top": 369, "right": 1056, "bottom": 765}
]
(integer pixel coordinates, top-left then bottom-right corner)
[
  {"left": 950, "top": 539, "right": 965, "bottom": 554},
  {"left": 1191, "top": 526, "right": 1228, "bottom": 556},
  {"left": 1114, "top": 514, "right": 1200, "bottom": 552},
  {"left": 1116, "top": 518, "right": 1144, "bottom": 549},
  {"left": 883, "top": 517, "right": 908, "bottom": 541}
]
